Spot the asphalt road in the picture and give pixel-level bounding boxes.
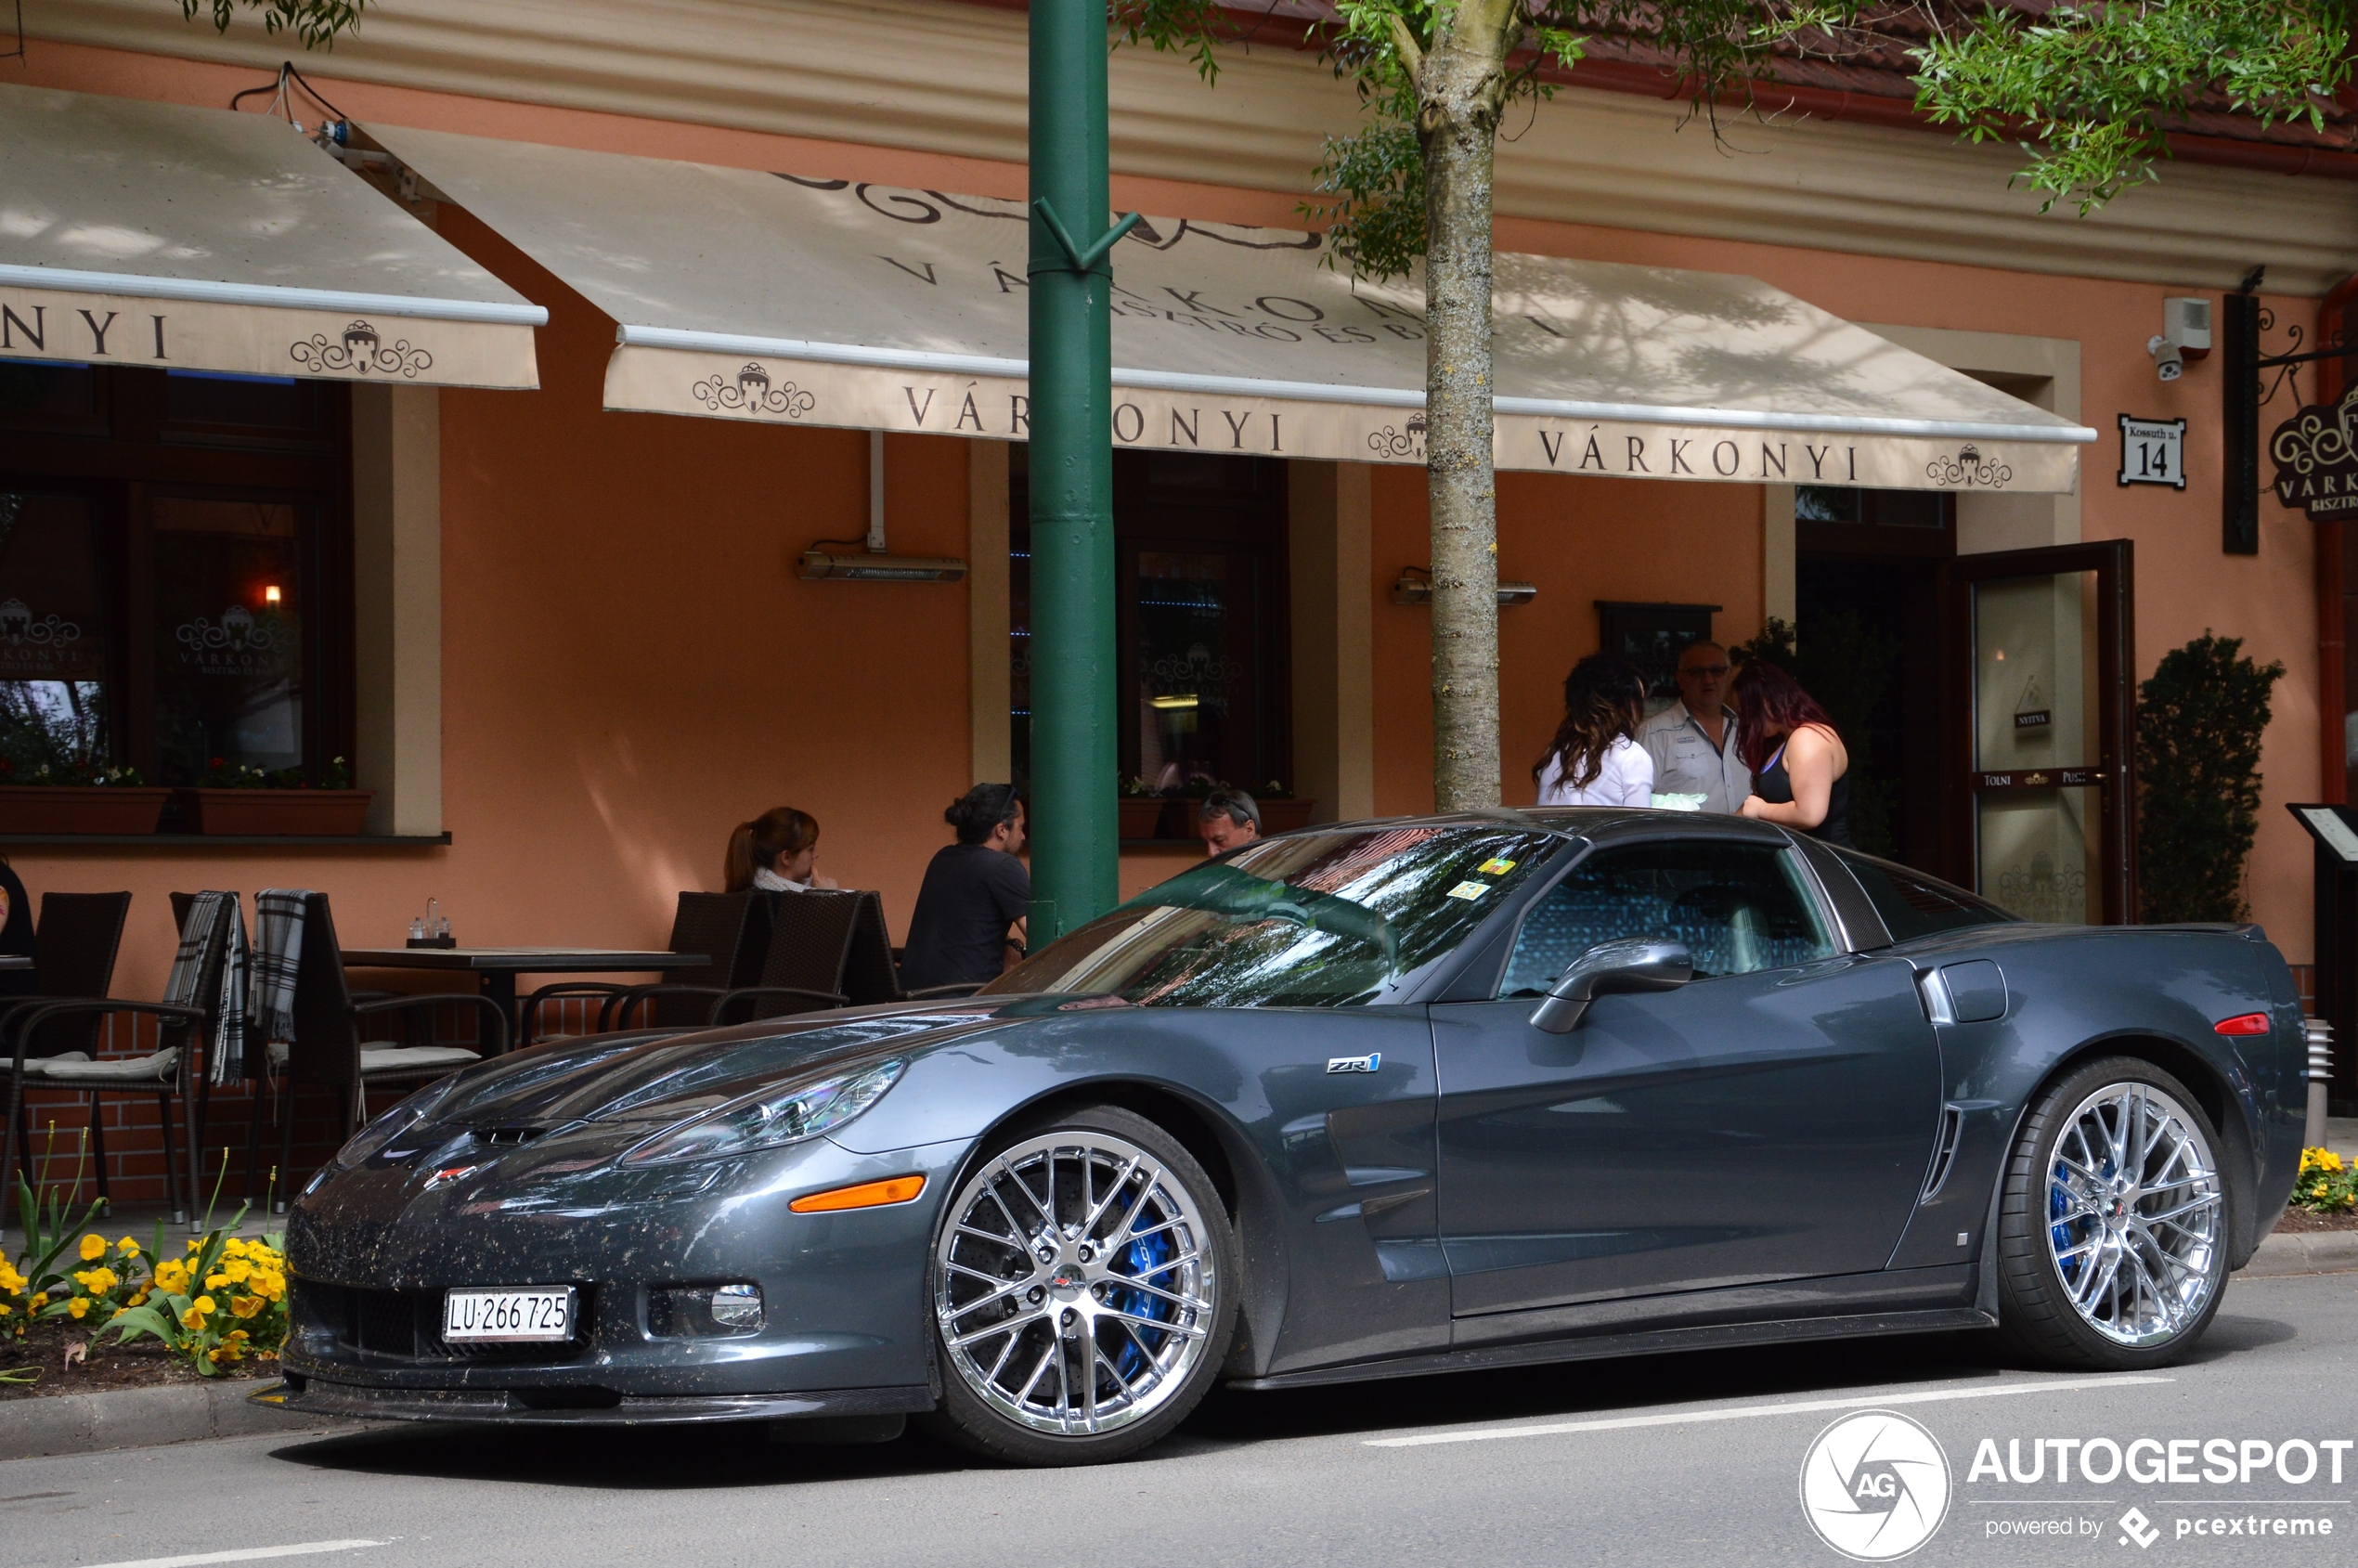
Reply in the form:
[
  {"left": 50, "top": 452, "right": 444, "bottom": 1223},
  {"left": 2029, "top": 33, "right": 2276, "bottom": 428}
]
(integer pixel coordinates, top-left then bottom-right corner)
[{"left": 4, "top": 1270, "right": 2353, "bottom": 1568}]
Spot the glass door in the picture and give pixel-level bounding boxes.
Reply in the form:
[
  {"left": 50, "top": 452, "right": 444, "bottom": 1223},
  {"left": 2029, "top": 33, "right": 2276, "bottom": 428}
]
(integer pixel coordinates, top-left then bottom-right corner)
[{"left": 1946, "top": 541, "right": 2135, "bottom": 924}]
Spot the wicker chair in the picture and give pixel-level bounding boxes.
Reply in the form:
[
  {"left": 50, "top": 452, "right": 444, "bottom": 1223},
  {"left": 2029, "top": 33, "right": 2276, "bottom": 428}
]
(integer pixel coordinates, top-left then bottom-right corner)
[
  {"left": 842, "top": 891, "right": 988, "bottom": 1004},
  {"left": 0, "top": 891, "right": 135, "bottom": 1205},
  {"left": 0, "top": 895, "right": 232, "bottom": 1229},
  {"left": 258, "top": 893, "right": 510, "bottom": 1207},
  {"left": 517, "top": 891, "right": 771, "bottom": 1046},
  {"left": 652, "top": 889, "right": 862, "bottom": 1028}
]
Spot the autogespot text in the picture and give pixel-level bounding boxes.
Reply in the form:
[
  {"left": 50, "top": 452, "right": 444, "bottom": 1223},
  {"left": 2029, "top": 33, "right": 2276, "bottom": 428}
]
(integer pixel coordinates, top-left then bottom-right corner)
[{"left": 1968, "top": 1433, "right": 2352, "bottom": 1547}]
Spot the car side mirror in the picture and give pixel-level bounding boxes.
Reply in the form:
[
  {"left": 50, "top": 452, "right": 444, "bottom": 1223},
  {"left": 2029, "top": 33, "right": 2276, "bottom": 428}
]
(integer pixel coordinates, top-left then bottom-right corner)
[{"left": 1529, "top": 939, "right": 1693, "bottom": 1034}]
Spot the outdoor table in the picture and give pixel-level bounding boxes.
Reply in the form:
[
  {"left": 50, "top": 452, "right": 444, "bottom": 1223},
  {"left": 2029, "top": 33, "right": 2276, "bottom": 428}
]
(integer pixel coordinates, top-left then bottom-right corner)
[{"left": 338, "top": 947, "right": 708, "bottom": 1054}]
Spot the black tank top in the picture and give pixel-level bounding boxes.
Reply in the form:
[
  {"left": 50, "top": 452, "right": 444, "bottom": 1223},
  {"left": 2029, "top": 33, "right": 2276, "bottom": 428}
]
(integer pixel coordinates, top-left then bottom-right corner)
[{"left": 1756, "top": 735, "right": 1854, "bottom": 848}]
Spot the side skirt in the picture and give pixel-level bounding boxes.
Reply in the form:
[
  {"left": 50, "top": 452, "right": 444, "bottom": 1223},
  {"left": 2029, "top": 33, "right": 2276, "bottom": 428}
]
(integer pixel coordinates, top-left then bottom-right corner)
[{"left": 1227, "top": 1306, "right": 1996, "bottom": 1393}]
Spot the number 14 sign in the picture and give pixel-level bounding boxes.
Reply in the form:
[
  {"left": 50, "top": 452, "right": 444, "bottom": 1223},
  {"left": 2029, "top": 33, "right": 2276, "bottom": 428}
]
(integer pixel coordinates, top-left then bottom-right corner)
[{"left": 2118, "top": 415, "right": 2187, "bottom": 490}]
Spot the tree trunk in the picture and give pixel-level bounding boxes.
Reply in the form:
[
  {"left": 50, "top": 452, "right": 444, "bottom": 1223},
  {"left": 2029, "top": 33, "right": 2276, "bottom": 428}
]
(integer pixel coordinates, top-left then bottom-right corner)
[{"left": 1416, "top": 2, "right": 1519, "bottom": 813}]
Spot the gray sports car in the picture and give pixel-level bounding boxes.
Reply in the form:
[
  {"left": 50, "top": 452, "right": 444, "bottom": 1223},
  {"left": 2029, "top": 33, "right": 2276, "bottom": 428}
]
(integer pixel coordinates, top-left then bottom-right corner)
[{"left": 266, "top": 810, "right": 2306, "bottom": 1465}]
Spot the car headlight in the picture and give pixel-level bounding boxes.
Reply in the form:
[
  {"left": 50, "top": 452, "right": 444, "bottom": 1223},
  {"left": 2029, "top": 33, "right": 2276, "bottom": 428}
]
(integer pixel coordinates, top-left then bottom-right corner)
[
  {"left": 322, "top": 1075, "right": 466, "bottom": 1178},
  {"left": 620, "top": 1059, "right": 907, "bottom": 1167}
]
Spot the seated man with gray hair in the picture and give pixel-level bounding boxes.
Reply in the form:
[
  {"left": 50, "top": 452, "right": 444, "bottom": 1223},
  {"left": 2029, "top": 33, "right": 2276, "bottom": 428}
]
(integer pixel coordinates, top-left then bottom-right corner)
[{"left": 1197, "top": 785, "right": 1261, "bottom": 855}]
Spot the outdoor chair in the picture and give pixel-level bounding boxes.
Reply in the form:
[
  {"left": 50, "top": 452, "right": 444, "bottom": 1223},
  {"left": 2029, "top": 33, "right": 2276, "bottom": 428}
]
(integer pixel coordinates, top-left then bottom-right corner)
[
  {"left": 653, "top": 889, "right": 862, "bottom": 1028},
  {"left": 0, "top": 891, "right": 135, "bottom": 1203},
  {"left": 843, "top": 891, "right": 989, "bottom": 1004},
  {"left": 254, "top": 892, "right": 511, "bottom": 1207},
  {"left": 0, "top": 893, "right": 229, "bottom": 1230},
  {"left": 516, "top": 890, "right": 771, "bottom": 1046}
]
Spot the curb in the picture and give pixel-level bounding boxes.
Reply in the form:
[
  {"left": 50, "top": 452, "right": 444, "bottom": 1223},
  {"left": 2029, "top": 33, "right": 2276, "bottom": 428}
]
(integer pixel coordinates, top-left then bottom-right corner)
[
  {"left": 0, "top": 1380, "right": 343, "bottom": 1463},
  {"left": 2237, "top": 1228, "right": 2358, "bottom": 1278}
]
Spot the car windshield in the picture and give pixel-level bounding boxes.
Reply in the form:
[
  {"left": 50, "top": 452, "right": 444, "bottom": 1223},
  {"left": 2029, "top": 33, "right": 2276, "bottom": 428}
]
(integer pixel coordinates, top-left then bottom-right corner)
[{"left": 986, "top": 825, "right": 1563, "bottom": 1007}]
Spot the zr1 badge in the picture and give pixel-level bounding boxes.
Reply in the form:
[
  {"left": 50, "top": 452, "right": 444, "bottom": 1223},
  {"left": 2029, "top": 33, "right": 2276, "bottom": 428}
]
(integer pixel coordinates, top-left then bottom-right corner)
[{"left": 1326, "top": 1054, "right": 1380, "bottom": 1073}]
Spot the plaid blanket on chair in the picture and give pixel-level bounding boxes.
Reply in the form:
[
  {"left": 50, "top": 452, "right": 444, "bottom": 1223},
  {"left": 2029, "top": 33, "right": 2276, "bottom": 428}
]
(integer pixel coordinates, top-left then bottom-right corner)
[
  {"left": 249, "top": 889, "right": 311, "bottom": 1070},
  {"left": 169, "top": 891, "right": 253, "bottom": 1085}
]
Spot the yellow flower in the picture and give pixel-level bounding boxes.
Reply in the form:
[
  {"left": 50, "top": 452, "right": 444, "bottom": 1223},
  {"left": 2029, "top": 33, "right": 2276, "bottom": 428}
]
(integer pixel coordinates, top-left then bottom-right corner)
[
  {"left": 194, "top": 1295, "right": 215, "bottom": 1315},
  {"left": 117, "top": 1237, "right": 139, "bottom": 1257},
  {"left": 73, "top": 1267, "right": 119, "bottom": 1295},
  {"left": 223, "top": 1260, "right": 252, "bottom": 1284},
  {"left": 79, "top": 1233, "right": 107, "bottom": 1262},
  {"left": 223, "top": 1238, "right": 249, "bottom": 1259},
  {"left": 67, "top": 1297, "right": 88, "bottom": 1319},
  {"left": 178, "top": 1303, "right": 206, "bottom": 1330},
  {"left": 204, "top": 1274, "right": 230, "bottom": 1292},
  {"left": 230, "top": 1294, "right": 264, "bottom": 1319},
  {"left": 186, "top": 1239, "right": 202, "bottom": 1252},
  {"left": 0, "top": 1304, "right": 12, "bottom": 1318},
  {"left": 129, "top": 1289, "right": 149, "bottom": 1307},
  {"left": 30, "top": 1292, "right": 47, "bottom": 1310}
]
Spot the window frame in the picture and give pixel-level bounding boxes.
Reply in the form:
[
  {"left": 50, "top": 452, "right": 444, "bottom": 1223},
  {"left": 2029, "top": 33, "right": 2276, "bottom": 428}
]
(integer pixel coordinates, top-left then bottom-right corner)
[{"left": 0, "top": 363, "right": 354, "bottom": 790}]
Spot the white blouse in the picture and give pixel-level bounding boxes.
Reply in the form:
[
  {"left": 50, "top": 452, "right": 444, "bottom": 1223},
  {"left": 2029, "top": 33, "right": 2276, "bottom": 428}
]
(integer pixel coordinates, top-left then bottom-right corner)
[{"left": 1536, "top": 735, "right": 1655, "bottom": 807}]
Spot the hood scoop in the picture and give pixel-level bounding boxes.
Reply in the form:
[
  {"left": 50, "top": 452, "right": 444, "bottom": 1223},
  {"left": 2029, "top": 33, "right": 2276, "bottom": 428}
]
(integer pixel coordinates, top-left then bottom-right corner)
[{"left": 470, "top": 1124, "right": 549, "bottom": 1147}]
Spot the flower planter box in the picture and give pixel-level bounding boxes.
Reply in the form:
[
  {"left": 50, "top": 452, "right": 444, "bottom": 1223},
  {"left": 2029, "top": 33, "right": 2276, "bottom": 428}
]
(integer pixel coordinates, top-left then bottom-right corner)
[
  {"left": 1257, "top": 799, "right": 1316, "bottom": 834},
  {"left": 181, "top": 788, "right": 374, "bottom": 836},
  {"left": 0, "top": 786, "right": 172, "bottom": 835},
  {"left": 1118, "top": 797, "right": 1169, "bottom": 840}
]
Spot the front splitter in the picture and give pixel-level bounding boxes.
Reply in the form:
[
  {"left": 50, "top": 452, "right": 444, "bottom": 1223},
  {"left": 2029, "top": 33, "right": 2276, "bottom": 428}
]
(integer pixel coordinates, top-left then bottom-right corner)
[{"left": 253, "top": 1377, "right": 936, "bottom": 1426}]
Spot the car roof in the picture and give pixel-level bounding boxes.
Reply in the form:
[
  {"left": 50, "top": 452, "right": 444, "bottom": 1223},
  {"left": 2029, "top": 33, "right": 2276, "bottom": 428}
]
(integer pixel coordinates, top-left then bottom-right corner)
[{"left": 1296, "top": 807, "right": 1794, "bottom": 845}]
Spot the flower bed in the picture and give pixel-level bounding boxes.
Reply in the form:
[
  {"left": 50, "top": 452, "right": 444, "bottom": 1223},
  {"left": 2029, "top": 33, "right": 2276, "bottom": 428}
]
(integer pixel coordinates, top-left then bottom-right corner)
[
  {"left": 2284, "top": 1147, "right": 2358, "bottom": 1232},
  {"left": 4, "top": 1166, "right": 290, "bottom": 1397}
]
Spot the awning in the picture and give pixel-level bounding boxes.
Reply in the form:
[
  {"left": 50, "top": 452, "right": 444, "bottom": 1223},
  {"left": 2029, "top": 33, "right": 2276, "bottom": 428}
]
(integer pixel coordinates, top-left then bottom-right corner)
[
  {"left": 0, "top": 84, "right": 541, "bottom": 388},
  {"left": 372, "top": 124, "right": 2094, "bottom": 491}
]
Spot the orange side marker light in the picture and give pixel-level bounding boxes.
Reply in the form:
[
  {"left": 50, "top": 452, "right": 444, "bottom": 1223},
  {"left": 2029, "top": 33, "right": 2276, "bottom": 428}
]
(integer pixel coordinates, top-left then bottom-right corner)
[
  {"left": 789, "top": 1174, "right": 926, "bottom": 1213},
  {"left": 2213, "top": 1013, "right": 2272, "bottom": 1037}
]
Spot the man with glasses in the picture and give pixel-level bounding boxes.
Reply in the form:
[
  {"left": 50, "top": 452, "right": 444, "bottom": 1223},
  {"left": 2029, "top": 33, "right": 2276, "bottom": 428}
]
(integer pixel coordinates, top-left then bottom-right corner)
[{"left": 1636, "top": 640, "right": 1753, "bottom": 813}]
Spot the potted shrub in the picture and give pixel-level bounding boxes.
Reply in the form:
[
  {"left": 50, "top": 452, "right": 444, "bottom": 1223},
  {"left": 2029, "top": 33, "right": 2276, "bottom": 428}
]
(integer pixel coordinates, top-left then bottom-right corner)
[
  {"left": 1255, "top": 781, "right": 1315, "bottom": 834},
  {"left": 0, "top": 758, "right": 170, "bottom": 834},
  {"left": 180, "top": 755, "right": 373, "bottom": 836}
]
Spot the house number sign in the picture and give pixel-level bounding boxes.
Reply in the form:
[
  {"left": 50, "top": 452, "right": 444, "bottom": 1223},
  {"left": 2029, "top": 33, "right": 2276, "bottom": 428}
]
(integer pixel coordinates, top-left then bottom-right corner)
[{"left": 2118, "top": 415, "right": 2186, "bottom": 490}]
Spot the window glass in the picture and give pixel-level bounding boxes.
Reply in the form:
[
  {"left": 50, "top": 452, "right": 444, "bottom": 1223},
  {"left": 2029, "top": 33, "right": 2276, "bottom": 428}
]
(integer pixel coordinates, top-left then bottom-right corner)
[
  {"left": 151, "top": 497, "right": 305, "bottom": 783},
  {"left": 1835, "top": 849, "right": 2016, "bottom": 942},
  {"left": 0, "top": 359, "right": 97, "bottom": 423},
  {"left": 991, "top": 826, "right": 1560, "bottom": 1007},
  {"left": 0, "top": 491, "right": 112, "bottom": 778},
  {"left": 165, "top": 369, "right": 308, "bottom": 432},
  {"left": 1499, "top": 841, "right": 1836, "bottom": 996},
  {"left": 1136, "top": 549, "right": 1247, "bottom": 792}
]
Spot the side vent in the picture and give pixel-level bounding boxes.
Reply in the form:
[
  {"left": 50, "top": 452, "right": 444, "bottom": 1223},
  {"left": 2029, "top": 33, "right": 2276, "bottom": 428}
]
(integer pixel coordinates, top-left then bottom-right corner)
[{"left": 1920, "top": 1107, "right": 1964, "bottom": 1201}]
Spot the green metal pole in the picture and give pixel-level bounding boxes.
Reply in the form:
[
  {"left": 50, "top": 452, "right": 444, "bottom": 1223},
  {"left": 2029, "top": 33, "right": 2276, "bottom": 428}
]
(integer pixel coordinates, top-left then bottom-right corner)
[{"left": 1026, "top": 0, "right": 1120, "bottom": 942}]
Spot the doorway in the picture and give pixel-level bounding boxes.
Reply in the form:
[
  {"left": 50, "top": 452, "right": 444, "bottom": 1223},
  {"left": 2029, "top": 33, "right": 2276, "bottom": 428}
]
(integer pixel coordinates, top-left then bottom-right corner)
[{"left": 1794, "top": 486, "right": 1952, "bottom": 869}]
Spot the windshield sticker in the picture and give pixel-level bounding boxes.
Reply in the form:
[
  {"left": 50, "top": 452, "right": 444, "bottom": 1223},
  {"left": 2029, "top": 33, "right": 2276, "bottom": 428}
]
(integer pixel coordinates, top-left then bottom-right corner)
[
  {"left": 1445, "top": 882, "right": 1490, "bottom": 901},
  {"left": 1477, "top": 858, "right": 1517, "bottom": 875}
]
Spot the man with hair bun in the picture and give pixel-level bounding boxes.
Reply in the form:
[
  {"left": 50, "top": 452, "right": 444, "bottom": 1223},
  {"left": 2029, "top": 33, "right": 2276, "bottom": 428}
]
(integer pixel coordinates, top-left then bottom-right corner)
[{"left": 900, "top": 784, "right": 1030, "bottom": 991}]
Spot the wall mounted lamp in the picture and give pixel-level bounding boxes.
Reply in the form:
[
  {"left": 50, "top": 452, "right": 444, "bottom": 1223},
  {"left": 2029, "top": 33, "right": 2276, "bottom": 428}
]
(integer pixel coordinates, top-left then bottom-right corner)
[
  {"left": 1393, "top": 565, "right": 1537, "bottom": 606},
  {"left": 799, "top": 431, "right": 969, "bottom": 582}
]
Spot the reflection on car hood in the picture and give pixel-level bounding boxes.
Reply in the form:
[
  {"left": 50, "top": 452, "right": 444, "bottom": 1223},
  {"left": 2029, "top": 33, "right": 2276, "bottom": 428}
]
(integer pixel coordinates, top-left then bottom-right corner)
[{"left": 416, "top": 998, "right": 1073, "bottom": 1137}]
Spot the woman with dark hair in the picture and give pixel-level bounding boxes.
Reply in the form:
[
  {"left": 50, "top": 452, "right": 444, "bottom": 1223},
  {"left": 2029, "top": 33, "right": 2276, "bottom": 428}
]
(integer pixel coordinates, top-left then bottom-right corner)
[
  {"left": 722, "top": 806, "right": 838, "bottom": 893},
  {"left": 1534, "top": 654, "right": 1654, "bottom": 807},
  {"left": 900, "top": 784, "right": 1030, "bottom": 990},
  {"left": 1732, "top": 662, "right": 1855, "bottom": 846}
]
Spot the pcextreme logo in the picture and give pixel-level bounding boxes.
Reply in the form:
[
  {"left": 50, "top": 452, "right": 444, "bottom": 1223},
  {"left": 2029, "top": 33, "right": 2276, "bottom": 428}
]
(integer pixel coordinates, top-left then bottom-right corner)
[{"left": 1800, "top": 1409, "right": 1954, "bottom": 1561}]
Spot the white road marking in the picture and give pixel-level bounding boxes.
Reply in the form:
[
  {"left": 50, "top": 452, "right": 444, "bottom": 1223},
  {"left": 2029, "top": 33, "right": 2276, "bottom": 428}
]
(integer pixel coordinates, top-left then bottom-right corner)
[
  {"left": 1366, "top": 1375, "right": 2173, "bottom": 1448},
  {"left": 58, "top": 1540, "right": 386, "bottom": 1568}
]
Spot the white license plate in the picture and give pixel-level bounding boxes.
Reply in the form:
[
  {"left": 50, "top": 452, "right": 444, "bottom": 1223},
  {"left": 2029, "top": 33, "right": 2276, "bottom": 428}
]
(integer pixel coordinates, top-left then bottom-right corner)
[{"left": 442, "top": 1287, "right": 576, "bottom": 1342}]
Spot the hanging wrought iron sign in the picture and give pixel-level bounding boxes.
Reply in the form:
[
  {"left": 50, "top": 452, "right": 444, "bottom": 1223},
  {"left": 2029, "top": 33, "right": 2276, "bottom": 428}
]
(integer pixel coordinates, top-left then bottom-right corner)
[{"left": 2269, "top": 383, "right": 2358, "bottom": 521}]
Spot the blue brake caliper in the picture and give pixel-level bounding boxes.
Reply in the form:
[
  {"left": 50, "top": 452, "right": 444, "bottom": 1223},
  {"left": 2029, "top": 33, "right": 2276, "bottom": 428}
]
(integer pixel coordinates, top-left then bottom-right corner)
[
  {"left": 2052, "top": 1153, "right": 2114, "bottom": 1287},
  {"left": 1109, "top": 1226, "right": 1175, "bottom": 1381}
]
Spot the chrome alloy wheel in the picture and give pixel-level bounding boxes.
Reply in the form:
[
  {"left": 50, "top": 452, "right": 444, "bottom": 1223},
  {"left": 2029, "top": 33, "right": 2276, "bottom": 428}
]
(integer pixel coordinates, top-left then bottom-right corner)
[
  {"left": 2044, "top": 1081, "right": 2222, "bottom": 1347},
  {"left": 934, "top": 1132, "right": 1219, "bottom": 1436}
]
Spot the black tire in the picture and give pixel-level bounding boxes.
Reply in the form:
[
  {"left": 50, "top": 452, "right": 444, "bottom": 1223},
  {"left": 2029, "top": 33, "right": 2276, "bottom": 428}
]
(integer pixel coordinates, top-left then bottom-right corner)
[
  {"left": 1993, "top": 1056, "right": 2232, "bottom": 1370},
  {"left": 919, "top": 1104, "right": 1238, "bottom": 1466}
]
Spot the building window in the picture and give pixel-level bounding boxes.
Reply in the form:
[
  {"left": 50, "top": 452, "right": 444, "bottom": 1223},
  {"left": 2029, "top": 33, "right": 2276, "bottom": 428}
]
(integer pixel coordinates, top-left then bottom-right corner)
[
  {"left": 0, "top": 363, "right": 351, "bottom": 791},
  {"left": 1009, "top": 449, "right": 1290, "bottom": 794}
]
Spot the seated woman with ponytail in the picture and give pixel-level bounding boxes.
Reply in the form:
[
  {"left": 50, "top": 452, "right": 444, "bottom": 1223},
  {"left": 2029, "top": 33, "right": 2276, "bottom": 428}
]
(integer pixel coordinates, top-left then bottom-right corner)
[{"left": 723, "top": 807, "right": 839, "bottom": 894}]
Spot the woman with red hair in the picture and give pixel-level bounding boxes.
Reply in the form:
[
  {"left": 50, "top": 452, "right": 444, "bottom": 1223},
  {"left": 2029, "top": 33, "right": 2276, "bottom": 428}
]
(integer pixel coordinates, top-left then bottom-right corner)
[{"left": 1731, "top": 662, "right": 1854, "bottom": 846}]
